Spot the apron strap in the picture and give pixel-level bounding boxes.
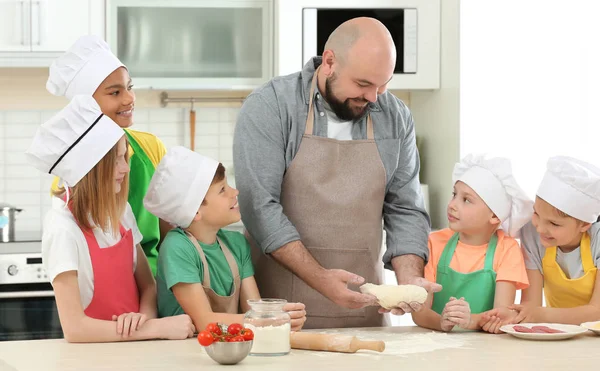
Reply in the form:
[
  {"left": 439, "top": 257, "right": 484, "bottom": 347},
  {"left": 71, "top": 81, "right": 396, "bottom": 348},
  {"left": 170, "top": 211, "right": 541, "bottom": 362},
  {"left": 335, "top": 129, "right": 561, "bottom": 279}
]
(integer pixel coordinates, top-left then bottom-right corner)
[
  {"left": 185, "top": 231, "right": 212, "bottom": 287},
  {"left": 305, "top": 67, "right": 319, "bottom": 136},
  {"left": 543, "top": 246, "right": 558, "bottom": 265},
  {"left": 184, "top": 231, "right": 241, "bottom": 288},
  {"left": 580, "top": 233, "right": 595, "bottom": 271},
  {"left": 305, "top": 66, "right": 374, "bottom": 140},
  {"left": 366, "top": 115, "right": 374, "bottom": 140},
  {"left": 438, "top": 232, "right": 499, "bottom": 274},
  {"left": 438, "top": 233, "right": 460, "bottom": 274},
  {"left": 217, "top": 237, "right": 241, "bottom": 279},
  {"left": 483, "top": 232, "right": 499, "bottom": 270}
]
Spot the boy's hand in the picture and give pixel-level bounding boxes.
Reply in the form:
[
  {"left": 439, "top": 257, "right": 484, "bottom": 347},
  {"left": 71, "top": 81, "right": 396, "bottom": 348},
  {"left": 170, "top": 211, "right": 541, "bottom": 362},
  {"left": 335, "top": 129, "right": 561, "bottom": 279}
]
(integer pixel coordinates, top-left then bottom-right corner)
[
  {"left": 479, "top": 307, "right": 519, "bottom": 334},
  {"left": 154, "top": 314, "right": 196, "bottom": 340},
  {"left": 283, "top": 302, "right": 307, "bottom": 331},
  {"left": 441, "top": 297, "right": 471, "bottom": 329},
  {"left": 440, "top": 314, "right": 456, "bottom": 332},
  {"left": 112, "top": 312, "right": 148, "bottom": 337}
]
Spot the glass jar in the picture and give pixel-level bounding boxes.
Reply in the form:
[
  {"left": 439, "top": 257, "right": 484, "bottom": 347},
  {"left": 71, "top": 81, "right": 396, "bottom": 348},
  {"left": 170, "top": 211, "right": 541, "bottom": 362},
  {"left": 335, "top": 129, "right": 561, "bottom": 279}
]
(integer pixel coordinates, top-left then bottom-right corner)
[{"left": 243, "top": 299, "right": 291, "bottom": 356}]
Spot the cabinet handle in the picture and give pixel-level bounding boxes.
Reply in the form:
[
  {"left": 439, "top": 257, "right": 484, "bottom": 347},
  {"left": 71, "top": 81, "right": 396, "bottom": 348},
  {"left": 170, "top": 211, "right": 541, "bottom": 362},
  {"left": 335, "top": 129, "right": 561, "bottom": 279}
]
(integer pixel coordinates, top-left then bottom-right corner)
[
  {"left": 34, "top": 1, "right": 41, "bottom": 46},
  {"left": 20, "top": 1, "right": 25, "bottom": 46}
]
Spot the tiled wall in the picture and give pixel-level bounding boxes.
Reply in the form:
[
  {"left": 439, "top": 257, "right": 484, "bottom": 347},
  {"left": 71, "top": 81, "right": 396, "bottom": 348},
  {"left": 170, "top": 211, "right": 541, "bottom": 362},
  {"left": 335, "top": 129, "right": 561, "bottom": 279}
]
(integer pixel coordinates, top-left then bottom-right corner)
[{"left": 0, "top": 106, "right": 240, "bottom": 236}]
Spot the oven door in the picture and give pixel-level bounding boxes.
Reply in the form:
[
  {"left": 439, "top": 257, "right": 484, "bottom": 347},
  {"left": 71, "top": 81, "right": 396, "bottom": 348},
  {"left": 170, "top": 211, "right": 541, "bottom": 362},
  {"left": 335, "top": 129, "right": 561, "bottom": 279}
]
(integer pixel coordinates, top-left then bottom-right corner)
[{"left": 0, "top": 283, "right": 63, "bottom": 341}]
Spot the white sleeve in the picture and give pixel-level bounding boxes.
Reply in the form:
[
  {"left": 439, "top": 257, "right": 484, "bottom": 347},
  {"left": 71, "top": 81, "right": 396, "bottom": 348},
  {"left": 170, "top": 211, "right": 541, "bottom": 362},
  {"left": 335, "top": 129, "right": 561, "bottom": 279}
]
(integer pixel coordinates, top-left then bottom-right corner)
[
  {"left": 42, "top": 212, "right": 81, "bottom": 284},
  {"left": 588, "top": 222, "right": 600, "bottom": 267},
  {"left": 519, "top": 221, "right": 544, "bottom": 273},
  {"left": 121, "top": 202, "right": 143, "bottom": 246}
]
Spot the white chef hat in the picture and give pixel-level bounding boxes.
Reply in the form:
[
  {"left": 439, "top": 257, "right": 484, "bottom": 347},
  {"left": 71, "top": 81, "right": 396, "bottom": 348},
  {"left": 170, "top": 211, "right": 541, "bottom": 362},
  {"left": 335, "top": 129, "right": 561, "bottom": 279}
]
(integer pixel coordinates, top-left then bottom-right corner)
[
  {"left": 536, "top": 156, "right": 600, "bottom": 223},
  {"left": 144, "top": 146, "right": 220, "bottom": 228},
  {"left": 452, "top": 153, "right": 533, "bottom": 236},
  {"left": 47, "top": 35, "right": 125, "bottom": 100},
  {"left": 25, "top": 95, "right": 124, "bottom": 187}
]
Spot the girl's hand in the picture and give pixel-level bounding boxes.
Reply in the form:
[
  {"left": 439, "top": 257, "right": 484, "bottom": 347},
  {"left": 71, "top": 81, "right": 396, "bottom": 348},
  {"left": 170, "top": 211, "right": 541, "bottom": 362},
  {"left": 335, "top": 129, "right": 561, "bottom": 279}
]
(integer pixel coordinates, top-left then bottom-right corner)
[
  {"left": 508, "top": 304, "right": 539, "bottom": 323},
  {"left": 112, "top": 312, "right": 148, "bottom": 337},
  {"left": 283, "top": 302, "right": 307, "bottom": 331}
]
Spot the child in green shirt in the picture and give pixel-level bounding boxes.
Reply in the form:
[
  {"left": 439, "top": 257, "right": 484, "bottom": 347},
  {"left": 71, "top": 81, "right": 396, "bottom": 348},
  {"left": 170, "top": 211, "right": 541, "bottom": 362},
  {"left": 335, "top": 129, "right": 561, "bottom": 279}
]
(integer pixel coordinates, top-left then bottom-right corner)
[{"left": 144, "top": 146, "right": 306, "bottom": 331}]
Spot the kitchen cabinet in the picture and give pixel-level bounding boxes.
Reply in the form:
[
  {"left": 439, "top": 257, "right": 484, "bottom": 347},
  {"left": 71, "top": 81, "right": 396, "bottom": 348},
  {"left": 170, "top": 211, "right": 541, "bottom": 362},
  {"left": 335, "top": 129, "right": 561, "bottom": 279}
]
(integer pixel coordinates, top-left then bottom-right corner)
[
  {"left": 106, "top": 0, "right": 274, "bottom": 90},
  {"left": 0, "top": 0, "right": 105, "bottom": 67},
  {"left": 0, "top": 0, "right": 30, "bottom": 52}
]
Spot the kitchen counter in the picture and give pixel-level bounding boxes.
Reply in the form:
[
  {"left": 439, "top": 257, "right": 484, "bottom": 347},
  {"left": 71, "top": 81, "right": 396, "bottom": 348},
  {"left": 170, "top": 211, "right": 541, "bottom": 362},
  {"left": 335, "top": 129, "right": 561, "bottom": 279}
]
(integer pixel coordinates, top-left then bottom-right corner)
[{"left": 0, "top": 326, "right": 596, "bottom": 370}]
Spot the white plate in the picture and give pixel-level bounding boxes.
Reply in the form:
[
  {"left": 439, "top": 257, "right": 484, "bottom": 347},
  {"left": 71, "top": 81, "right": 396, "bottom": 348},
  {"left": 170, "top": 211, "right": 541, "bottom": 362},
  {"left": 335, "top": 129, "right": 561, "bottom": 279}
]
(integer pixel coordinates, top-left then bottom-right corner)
[
  {"left": 500, "top": 323, "right": 588, "bottom": 340},
  {"left": 581, "top": 321, "right": 600, "bottom": 335}
]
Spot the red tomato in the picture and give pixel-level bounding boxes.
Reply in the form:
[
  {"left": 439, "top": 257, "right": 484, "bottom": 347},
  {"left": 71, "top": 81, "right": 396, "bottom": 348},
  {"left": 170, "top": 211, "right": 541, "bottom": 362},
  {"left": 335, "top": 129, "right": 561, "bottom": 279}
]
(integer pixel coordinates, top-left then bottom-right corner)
[
  {"left": 242, "top": 328, "right": 254, "bottom": 341},
  {"left": 206, "top": 322, "right": 222, "bottom": 335},
  {"left": 227, "top": 323, "right": 243, "bottom": 336},
  {"left": 229, "top": 336, "right": 245, "bottom": 342},
  {"left": 197, "top": 331, "right": 214, "bottom": 346}
]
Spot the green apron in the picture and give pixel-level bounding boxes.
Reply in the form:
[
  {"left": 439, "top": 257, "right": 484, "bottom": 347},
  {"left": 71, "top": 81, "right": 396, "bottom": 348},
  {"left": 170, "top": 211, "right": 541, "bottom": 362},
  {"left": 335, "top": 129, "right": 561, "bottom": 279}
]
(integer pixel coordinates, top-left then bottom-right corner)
[
  {"left": 124, "top": 130, "right": 160, "bottom": 276},
  {"left": 431, "top": 232, "right": 498, "bottom": 314}
]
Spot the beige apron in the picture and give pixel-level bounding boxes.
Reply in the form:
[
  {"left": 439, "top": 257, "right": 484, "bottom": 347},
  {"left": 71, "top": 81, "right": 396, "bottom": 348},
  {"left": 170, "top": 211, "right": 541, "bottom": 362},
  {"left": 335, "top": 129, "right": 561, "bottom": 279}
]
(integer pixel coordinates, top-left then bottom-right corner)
[
  {"left": 186, "top": 232, "right": 241, "bottom": 314},
  {"left": 249, "top": 67, "right": 388, "bottom": 328}
]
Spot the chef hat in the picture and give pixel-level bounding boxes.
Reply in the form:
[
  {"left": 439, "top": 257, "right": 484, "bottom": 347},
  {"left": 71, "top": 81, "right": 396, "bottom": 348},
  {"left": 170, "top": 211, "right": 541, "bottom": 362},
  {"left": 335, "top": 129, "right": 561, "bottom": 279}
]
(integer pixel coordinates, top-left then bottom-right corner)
[
  {"left": 144, "top": 146, "right": 220, "bottom": 228},
  {"left": 452, "top": 153, "right": 533, "bottom": 236},
  {"left": 536, "top": 156, "right": 600, "bottom": 223},
  {"left": 47, "top": 35, "right": 125, "bottom": 100},
  {"left": 25, "top": 95, "right": 124, "bottom": 187}
]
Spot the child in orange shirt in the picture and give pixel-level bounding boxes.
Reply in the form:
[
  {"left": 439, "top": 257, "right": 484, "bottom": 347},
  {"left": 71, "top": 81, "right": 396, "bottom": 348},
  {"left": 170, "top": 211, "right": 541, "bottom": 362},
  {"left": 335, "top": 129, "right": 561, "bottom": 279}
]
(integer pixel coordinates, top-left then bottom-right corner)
[{"left": 412, "top": 154, "right": 532, "bottom": 332}]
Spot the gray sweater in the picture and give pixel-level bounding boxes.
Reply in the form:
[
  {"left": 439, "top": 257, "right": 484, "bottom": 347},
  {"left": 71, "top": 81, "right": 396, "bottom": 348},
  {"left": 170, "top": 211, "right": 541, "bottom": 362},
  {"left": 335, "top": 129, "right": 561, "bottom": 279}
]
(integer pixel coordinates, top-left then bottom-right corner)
[{"left": 233, "top": 57, "right": 431, "bottom": 268}]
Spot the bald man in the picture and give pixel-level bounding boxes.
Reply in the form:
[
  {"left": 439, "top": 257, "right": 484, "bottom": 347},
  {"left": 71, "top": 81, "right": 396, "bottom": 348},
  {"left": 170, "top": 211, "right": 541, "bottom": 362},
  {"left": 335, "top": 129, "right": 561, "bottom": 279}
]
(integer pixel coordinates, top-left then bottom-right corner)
[{"left": 233, "top": 17, "right": 440, "bottom": 329}]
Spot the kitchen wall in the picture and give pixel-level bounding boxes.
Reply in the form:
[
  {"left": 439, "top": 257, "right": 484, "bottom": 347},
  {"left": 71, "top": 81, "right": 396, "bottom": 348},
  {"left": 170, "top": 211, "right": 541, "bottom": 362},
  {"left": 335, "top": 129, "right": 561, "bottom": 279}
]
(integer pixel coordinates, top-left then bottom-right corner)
[
  {"left": 411, "top": 0, "right": 460, "bottom": 230},
  {"left": 0, "top": 104, "right": 241, "bottom": 236}
]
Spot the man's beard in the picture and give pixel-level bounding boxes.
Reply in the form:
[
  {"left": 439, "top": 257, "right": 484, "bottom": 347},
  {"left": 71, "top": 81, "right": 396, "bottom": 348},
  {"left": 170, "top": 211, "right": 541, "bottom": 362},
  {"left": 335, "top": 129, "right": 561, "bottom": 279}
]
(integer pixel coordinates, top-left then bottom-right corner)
[{"left": 324, "top": 74, "right": 369, "bottom": 121}]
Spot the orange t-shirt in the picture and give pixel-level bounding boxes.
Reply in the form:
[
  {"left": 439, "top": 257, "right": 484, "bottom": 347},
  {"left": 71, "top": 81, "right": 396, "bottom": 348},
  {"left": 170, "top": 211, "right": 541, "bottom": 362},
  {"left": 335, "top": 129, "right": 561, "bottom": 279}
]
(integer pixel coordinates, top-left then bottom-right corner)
[{"left": 425, "top": 228, "right": 529, "bottom": 290}]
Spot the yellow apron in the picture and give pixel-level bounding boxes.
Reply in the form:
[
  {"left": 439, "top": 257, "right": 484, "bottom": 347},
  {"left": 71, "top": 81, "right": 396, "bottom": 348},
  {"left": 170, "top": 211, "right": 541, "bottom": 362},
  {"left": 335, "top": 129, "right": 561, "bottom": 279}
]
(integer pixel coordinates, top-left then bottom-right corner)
[{"left": 542, "top": 233, "right": 597, "bottom": 308}]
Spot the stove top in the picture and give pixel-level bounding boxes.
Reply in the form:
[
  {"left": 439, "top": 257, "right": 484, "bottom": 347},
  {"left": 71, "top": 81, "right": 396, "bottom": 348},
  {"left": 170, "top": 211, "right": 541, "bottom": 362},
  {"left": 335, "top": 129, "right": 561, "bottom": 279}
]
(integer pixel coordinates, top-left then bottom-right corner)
[{"left": 0, "top": 232, "right": 42, "bottom": 255}]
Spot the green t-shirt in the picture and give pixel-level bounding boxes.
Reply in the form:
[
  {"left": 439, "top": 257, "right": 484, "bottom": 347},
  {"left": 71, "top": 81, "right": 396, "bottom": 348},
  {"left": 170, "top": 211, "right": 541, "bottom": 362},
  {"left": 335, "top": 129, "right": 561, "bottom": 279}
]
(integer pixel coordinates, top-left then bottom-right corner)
[{"left": 157, "top": 228, "right": 255, "bottom": 317}]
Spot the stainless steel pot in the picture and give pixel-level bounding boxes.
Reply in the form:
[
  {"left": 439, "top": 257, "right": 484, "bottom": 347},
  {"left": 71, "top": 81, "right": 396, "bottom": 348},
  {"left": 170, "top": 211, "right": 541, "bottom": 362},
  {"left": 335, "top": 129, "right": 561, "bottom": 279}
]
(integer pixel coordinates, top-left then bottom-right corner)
[{"left": 0, "top": 203, "right": 23, "bottom": 243}]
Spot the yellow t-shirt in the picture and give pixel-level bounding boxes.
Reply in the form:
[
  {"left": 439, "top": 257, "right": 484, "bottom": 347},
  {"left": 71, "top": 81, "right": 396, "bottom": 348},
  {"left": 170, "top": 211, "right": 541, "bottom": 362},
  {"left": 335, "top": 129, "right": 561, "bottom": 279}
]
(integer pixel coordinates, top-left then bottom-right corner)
[{"left": 50, "top": 129, "right": 166, "bottom": 191}]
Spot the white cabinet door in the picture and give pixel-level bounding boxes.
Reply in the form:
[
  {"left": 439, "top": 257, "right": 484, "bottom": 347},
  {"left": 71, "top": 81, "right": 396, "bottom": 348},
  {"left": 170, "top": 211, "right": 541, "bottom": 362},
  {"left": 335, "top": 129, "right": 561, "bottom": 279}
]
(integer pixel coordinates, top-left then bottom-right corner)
[
  {"left": 0, "top": 0, "right": 30, "bottom": 51},
  {"left": 30, "top": 0, "right": 91, "bottom": 52}
]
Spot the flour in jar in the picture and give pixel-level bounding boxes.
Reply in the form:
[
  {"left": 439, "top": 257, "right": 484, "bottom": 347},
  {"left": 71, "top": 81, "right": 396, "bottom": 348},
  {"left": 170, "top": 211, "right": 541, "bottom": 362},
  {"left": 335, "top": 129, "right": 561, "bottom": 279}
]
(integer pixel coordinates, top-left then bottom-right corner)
[{"left": 245, "top": 323, "right": 291, "bottom": 355}]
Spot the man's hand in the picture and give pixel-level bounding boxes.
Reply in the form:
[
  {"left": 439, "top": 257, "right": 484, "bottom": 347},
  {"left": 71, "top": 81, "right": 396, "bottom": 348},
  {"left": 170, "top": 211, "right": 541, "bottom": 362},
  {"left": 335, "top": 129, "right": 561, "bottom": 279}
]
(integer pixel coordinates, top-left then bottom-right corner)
[
  {"left": 410, "top": 276, "right": 443, "bottom": 294},
  {"left": 378, "top": 277, "right": 442, "bottom": 315},
  {"left": 385, "top": 254, "right": 442, "bottom": 315},
  {"left": 320, "top": 269, "right": 377, "bottom": 309}
]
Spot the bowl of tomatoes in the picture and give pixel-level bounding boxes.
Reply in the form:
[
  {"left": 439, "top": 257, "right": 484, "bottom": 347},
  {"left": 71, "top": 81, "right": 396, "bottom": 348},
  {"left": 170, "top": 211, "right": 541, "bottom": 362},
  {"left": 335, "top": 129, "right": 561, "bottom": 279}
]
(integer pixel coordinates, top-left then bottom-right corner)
[{"left": 197, "top": 322, "right": 255, "bottom": 365}]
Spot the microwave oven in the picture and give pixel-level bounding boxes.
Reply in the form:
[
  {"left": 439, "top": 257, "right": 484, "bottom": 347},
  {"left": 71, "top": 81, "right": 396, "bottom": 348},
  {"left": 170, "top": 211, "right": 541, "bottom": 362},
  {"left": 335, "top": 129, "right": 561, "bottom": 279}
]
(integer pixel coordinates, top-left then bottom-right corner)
[{"left": 277, "top": 0, "right": 440, "bottom": 90}]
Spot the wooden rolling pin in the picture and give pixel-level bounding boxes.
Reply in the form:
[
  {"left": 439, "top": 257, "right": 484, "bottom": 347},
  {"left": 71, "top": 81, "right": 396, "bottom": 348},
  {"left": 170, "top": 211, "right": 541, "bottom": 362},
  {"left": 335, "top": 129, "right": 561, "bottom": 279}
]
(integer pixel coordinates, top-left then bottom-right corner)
[{"left": 290, "top": 332, "right": 385, "bottom": 353}]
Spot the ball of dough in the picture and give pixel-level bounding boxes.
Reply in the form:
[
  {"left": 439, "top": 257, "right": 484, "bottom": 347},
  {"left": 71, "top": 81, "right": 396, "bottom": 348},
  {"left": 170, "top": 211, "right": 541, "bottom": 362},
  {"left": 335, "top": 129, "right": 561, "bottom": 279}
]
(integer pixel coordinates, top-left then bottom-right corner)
[{"left": 359, "top": 283, "right": 428, "bottom": 309}]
